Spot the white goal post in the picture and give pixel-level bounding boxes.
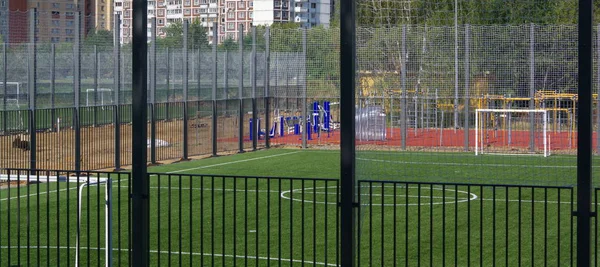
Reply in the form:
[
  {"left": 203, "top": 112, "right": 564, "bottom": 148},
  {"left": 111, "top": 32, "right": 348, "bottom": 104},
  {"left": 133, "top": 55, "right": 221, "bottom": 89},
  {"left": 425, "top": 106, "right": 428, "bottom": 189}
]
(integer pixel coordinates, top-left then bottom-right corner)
[
  {"left": 85, "top": 88, "right": 114, "bottom": 107},
  {"left": 475, "top": 109, "right": 549, "bottom": 157}
]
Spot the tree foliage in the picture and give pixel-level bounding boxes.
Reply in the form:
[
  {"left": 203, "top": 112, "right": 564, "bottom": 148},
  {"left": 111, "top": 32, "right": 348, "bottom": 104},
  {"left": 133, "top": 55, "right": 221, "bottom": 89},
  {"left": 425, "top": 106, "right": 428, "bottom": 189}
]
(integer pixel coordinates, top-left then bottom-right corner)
[{"left": 156, "top": 19, "right": 208, "bottom": 49}]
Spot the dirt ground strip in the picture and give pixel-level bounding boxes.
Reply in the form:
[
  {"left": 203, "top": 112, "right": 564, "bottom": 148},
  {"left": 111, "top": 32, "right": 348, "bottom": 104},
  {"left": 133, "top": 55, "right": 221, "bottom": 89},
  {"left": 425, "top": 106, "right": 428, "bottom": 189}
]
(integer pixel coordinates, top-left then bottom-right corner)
[{"left": 0, "top": 116, "right": 248, "bottom": 171}]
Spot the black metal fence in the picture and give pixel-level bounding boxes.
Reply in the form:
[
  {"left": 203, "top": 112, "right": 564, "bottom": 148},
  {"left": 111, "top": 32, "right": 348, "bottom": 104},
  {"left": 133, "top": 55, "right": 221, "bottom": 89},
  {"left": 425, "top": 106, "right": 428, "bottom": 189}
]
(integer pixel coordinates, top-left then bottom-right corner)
[
  {"left": 0, "top": 98, "right": 271, "bottom": 172},
  {"left": 8, "top": 168, "right": 600, "bottom": 266}
]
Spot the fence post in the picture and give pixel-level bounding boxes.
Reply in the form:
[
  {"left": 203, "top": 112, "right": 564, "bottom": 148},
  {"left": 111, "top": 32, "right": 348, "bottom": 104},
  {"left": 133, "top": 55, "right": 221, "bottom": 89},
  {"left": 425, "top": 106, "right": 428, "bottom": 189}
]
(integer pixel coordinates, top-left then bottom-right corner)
[
  {"left": 238, "top": 23, "right": 245, "bottom": 153},
  {"left": 454, "top": 21, "right": 459, "bottom": 131},
  {"left": 197, "top": 48, "right": 201, "bottom": 100},
  {"left": 50, "top": 44, "right": 56, "bottom": 132},
  {"left": 464, "top": 24, "right": 470, "bottom": 152},
  {"left": 224, "top": 50, "right": 228, "bottom": 114},
  {"left": 28, "top": 8, "right": 37, "bottom": 173},
  {"left": 93, "top": 45, "right": 98, "bottom": 126},
  {"left": 131, "top": 0, "right": 150, "bottom": 264},
  {"left": 212, "top": 23, "right": 218, "bottom": 156},
  {"left": 301, "top": 28, "right": 307, "bottom": 149},
  {"left": 3, "top": 43, "right": 7, "bottom": 134},
  {"left": 596, "top": 23, "right": 600, "bottom": 155},
  {"left": 340, "top": 0, "right": 357, "bottom": 264},
  {"left": 401, "top": 25, "right": 407, "bottom": 150},
  {"left": 150, "top": 17, "right": 156, "bottom": 164},
  {"left": 182, "top": 20, "right": 189, "bottom": 160},
  {"left": 529, "top": 23, "right": 535, "bottom": 153},
  {"left": 251, "top": 27, "right": 257, "bottom": 151},
  {"left": 114, "top": 14, "right": 122, "bottom": 170},
  {"left": 166, "top": 47, "right": 170, "bottom": 120},
  {"left": 577, "top": 0, "right": 593, "bottom": 266},
  {"left": 265, "top": 27, "right": 271, "bottom": 148},
  {"left": 74, "top": 11, "right": 81, "bottom": 171}
]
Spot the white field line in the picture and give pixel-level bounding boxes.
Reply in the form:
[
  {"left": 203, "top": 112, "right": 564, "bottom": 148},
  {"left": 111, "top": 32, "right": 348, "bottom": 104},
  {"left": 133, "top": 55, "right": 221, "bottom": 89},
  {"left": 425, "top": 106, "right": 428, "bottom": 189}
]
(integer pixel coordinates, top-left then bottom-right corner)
[
  {"left": 0, "top": 245, "right": 338, "bottom": 266},
  {"left": 0, "top": 151, "right": 302, "bottom": 201},
  {"left": 161, "top": 151, "right": 302, "bottom": 174},
  {"left": 357, "top": 157, "right": 585, "bottom": 169}
]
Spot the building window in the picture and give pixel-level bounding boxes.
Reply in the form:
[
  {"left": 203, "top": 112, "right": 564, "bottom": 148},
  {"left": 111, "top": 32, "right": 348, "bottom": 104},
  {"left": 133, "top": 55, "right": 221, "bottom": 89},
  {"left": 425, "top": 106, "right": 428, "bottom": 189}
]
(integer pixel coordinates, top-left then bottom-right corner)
[
  {"left": 194, "top": 0, "right": 200, "bottom": 4},
  {"left": 237, "top": 1, "right": 245, "bottom": 8},
  {"left": 158, "top": 19, "right": 164, "bottom": 25},
  {"left": 311, "top": 3, "right": 316, "bottom": 8},
  {"left": 238, "top": 12, "right": 245, "bottom": 19},
  {"left": 227, "top": 2, "right": 235, "bottom": 8},
  {"left": 65, "top": 29, "right": 74, "bottom": 35},
  {"left": 52, "top": 3, "right": 60, "bottom": 8},
  {"left": 227, "top": 22, "right": 234, "bottom": 30},
  {"left": 52, "top": 20, "right": 60, "bottom": 26},
  {"left": 274, "top": 11, "right": 281, "bottom": 18},
  {"left": 283, "top": 1, "right": 288, "bottom": 8},
  {"left": 209, "top": 8, "right": 217, "bottom": 13},
  {"left": 184, "top": 9, "right": 191, "bottom": 15},
  {"left": 158, "top": 9, "right": 164, "bottom": 16},
  {"left": 193, "top": 8, "right": 200, "bottom": 14},
  {"left": 201, "top": 0, "right": 207, "bottom": 4},
  {"left": 66, "top": 21, "right": 74, "bottom": 27},
  {"left": 51, "top": 28, "right": 60, "bottom": 34},
  {"left": 227, "top": 12, "right": 234, "bottom": 19},
  {"left": 249, "top": 11, "right": 253, "bottom": 18},
  {"left": 51, "top": 37, "right": 60, "bottom": 43},
  {"left": 184, "top": 0, "right": 191, "bottom": 6}
]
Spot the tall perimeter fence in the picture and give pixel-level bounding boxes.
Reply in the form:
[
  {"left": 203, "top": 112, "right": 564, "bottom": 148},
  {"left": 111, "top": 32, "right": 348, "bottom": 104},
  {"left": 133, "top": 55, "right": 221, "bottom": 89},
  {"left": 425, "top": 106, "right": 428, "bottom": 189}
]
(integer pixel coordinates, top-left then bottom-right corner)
[{"left": 1, "top": 9, "right": 599, "bottom": 173}]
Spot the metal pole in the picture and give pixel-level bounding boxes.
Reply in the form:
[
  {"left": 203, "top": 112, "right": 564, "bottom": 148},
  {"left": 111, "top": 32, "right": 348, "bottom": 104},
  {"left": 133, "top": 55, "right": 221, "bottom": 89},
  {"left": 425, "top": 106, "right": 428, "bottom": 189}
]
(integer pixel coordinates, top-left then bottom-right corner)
[
  {"left": 340, "top": 0, "right": 356, "bottom": 265},
  {"left": 105, "top": 179, "right": 113, "bottom": 267},
  {"left": 401, "top": 25, "right": 407, "bottom": 150},
  {"left": 577, "top": 0, "right": 594, "bottom": 266},
  {"left": 51, "top": 44, "right": 56, "bottom": 131},
  {"left": 464, "top": 24, "right": 470, "bottom": 152},
  {"left": 454, "top": 1, "right": 459, "bottom": 131},
  {"left": 265, "top": 27, "right": 271, "bottom": 148},
  {"left": 596, "top": 23, "right": 600, "bottom": 155},
  {"left": 251, "top": 27, "right": 257, "bottom": 151},
  {"left": 2, "top": 43, "right": 6, "bottom": 134},
  {"left": 74, "top": 11, "right": 81, "bottom": 171},
  {"left": 224, "top": 50, "right": 228, "bottom": 112},
  {"left": 238, "top": 24, "right": 245, "bottom": 153},
  {"left": 212, "top": 23, "right": 218, "bottom": 156},
  {"left": 302, "top": 28, "right": 307, "bottom": 149},
  {"left": 166, "top": 47, "right": 170, "bottom": 120},
  {"left": 131, "top": 0, "right": 149, "bottom": 264},
  {"left": 529, "top": 23, "right": 535, "bottom": 153},
  {"left": 150, "top": 17, "right": 156, "bottom": 164},
  {"left": 28, "top": 8, "right": 37, "bottom": 173},
  {"left": 93, "top": 45, "right": 98, "bottom": 126},
  {"left": 197, "top": 48, "right": 201, "bottom": 100},
  {"left": 114, "top": 14, "right": 122, "bottom": 170},
  {"left": 182, "top": 20, "right": 189, "bottom": 160}
]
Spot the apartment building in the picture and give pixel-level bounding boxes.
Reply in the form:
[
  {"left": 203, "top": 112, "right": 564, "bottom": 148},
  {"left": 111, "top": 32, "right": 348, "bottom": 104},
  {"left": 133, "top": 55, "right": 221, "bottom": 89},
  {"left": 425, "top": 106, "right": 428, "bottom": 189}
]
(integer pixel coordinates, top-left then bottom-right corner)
[
  {"left": 116, "top": 0, "right": 331, "bottom": 44},
  {"left": 1, "top": 0, "right": 109, "bottom": 43}
]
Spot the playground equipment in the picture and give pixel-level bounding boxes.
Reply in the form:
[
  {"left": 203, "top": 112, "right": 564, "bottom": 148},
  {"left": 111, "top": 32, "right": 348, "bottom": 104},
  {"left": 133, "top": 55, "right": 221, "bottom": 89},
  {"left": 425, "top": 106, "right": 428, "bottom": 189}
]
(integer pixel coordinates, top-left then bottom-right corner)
[{"left": 249, "top": 100, "right": 337, "bottom": 141}]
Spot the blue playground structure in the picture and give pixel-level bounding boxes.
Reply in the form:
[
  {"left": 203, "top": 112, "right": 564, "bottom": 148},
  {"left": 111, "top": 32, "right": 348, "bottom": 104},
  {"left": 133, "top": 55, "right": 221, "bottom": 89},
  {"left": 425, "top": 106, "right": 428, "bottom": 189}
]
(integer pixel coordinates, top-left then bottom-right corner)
[{"left": 249, "top": 101, "right": 337, "bottom": 141}]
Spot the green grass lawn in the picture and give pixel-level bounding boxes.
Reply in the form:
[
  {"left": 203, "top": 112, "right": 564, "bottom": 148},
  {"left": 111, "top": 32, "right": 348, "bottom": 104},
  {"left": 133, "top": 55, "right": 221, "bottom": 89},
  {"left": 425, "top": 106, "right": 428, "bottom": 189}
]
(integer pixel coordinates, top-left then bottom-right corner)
[{"left": 1, "top": 148, "right": 600, "bottom": 266}]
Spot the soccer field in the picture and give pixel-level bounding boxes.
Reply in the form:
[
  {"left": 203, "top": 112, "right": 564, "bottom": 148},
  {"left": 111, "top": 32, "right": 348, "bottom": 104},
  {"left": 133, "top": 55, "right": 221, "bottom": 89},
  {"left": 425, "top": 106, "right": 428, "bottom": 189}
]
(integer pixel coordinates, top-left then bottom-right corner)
[{"left": 1, "top": 148, "right": 599, "bottom": 266}]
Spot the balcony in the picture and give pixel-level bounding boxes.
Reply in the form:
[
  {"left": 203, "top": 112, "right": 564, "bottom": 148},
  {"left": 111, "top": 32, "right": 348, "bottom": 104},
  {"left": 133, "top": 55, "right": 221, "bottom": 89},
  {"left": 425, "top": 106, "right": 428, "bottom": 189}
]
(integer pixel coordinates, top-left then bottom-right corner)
[
  {"left": 294, "top": 16, "right": 307, "bottom": 23},
  {"left": 294, "top": 0, "right": 308, "bottom": 2},
  {"left": 294, "top": 6, "right": 307, "bottom": 13}
]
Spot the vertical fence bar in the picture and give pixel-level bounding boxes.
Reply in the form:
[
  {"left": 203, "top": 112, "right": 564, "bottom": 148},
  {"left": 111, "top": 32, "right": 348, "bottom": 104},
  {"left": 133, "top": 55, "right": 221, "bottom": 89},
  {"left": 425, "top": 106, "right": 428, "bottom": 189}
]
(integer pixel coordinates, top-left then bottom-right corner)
[
  {"left": 74, "top": 11, "right": 81, "bottom": 171},
  {"left": 252, "top": 27, "right": 257, "bottom": 150},
  {"left": 212, "top": 23, "right": 218, "bottom": 156},
  {"left": 150, "top": 17, "right": 157, "bottom": 164},
  {"left": 28, "top": 8, "right": 37, "bottom": 172},
  {"left": 51, "top": 44, "right": 56, "bottom": 131},
  {"left": 529, "top": 23, "right": 535, "bottom": 152},
  {"left": 464, "top": 24, "right": 470, "bottom": 151},
  {"left": 93, "top": 45, "right": 98, "bottom": 126},
  {"left": 577, "top": 0, "right": 594, "bottom": 266},
  {"left": 454, "top": 16, "right": 459, "bottom": 130},
  {"left": 197, "top": 48, "right": 201, "bottom": 101},
  {"left": 340, "top": 0, "right": 357, "bottom": 264},
  {"left": 597, "top": 23, "right": 600, "bottom": 154},
  {"left": 2, "top": 43, "right": 6, "bottom": 134},
  {"left": 182, "top": 20, "right": 189, "bottom": 160},
  {"left": 114, "top": 14, "right": 122, "bottom": 170},
  {"left": 265, "top": 27, "right": 271, "bottom": 148},
  {"left": 166, "top": 47, "right": 170, "bottom": 120},
  {"left": 238, "top": 24, "right": 244, "bottom": 153},
  {"left": 224, "top": 50, "right": 228, "bottom": 112},
  {"left": 131, "top": 0, "right": 150, "bottom": 265},
  {"left": 302, "top": 28, "right": 307, "bottom": 149},
  {"left": 401, "top": 25, "right": 407, "bottom": 150}
]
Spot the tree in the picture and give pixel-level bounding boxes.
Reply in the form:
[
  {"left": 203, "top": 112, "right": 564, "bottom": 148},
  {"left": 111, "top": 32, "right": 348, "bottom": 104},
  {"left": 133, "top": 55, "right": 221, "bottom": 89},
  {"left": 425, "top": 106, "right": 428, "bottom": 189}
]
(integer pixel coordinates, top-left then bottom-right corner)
[
  {"left": 84, "top": 29, "right": 114, "bottom": 50},
  {"left": 156, "top": 19, "right": 208, "bottom": 49}
]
